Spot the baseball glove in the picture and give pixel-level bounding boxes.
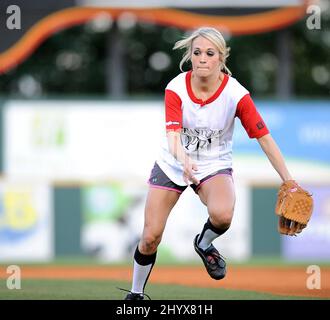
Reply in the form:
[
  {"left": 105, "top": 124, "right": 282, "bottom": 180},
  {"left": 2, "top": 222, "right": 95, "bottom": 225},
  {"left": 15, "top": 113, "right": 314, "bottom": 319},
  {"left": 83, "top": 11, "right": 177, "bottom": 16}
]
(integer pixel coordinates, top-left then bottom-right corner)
[{"left": 275, "top": 180, "right": 313, "bottom": 236}]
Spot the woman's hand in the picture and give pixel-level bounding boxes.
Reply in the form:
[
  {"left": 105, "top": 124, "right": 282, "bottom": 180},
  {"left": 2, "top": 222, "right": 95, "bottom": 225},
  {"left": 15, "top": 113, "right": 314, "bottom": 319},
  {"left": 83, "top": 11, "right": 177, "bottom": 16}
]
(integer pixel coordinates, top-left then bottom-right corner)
[
  {"left": 167, "top": 130, "right": 200, "bottom": 185},
  {"left": 183, "top": 157, "right": 200, "bottom": 185}
]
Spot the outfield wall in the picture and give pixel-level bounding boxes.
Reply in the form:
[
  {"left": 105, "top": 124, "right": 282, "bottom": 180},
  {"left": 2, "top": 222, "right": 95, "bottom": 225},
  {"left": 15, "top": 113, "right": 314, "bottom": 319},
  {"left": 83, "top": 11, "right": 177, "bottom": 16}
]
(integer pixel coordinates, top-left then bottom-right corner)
[{"left": 0, "top": 99, "right": 329, "bottom": 262}]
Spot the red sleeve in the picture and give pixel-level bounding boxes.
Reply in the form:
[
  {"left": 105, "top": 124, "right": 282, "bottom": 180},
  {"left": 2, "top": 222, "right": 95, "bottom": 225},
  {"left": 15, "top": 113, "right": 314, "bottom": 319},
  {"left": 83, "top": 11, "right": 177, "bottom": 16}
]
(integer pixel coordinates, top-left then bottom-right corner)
[
  {"left": 165, "top": 89, "right": 182, "bottom": 131},
  {"left": 235, "top": 94, "right": 269, "bottom": 139}
]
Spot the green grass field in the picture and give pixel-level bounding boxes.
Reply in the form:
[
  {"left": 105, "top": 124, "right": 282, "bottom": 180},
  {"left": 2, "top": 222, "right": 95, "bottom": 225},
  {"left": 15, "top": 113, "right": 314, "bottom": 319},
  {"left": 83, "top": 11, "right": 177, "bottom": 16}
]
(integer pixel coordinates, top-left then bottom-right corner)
[
  {"left": 1, "top": 258, "right": 329, "bottom": 300},
  {"left": 0, "top": 279, "right": 325, "bottom": 300}
]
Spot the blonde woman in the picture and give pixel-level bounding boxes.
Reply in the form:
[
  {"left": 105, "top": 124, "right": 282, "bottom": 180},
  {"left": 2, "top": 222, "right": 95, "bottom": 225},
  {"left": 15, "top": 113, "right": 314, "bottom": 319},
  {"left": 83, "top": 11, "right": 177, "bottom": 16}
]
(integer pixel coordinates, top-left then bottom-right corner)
[{"left": 124, "top": 27, "right": 293, "bottom": 300}]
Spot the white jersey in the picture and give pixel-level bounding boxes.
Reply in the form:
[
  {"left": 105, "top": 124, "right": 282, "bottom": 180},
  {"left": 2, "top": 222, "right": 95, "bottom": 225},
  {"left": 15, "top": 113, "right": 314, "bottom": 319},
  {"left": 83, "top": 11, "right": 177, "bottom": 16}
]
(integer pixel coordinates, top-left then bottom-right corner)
[{"left": 156, "top": 71, "right": 269, "bottom": 186}]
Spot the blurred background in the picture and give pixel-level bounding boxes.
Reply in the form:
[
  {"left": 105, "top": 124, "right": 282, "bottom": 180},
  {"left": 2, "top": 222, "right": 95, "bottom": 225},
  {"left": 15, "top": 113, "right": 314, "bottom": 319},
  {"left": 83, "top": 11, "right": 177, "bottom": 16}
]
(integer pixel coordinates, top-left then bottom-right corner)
[{"left": 0, "top": 0, "right": 329, "bottom": 264}]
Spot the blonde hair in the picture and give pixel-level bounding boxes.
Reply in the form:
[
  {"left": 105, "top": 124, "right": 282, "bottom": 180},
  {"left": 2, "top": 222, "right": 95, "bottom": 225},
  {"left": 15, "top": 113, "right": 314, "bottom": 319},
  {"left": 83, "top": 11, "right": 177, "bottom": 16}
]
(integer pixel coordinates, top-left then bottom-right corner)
[{"left": 173, "top": 27, "right": 231, "bottom": 75}]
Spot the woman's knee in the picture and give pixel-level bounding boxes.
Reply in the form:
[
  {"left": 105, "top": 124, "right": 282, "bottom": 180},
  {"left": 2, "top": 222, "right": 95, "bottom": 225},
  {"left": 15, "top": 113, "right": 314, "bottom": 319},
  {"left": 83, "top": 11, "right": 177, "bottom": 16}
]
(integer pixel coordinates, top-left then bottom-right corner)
[
  {"left": 139, "top": 232, "right": 162, "bottom": 254},
  {"left": 209, "top": 207, "right": 234, "bottom": 229}
]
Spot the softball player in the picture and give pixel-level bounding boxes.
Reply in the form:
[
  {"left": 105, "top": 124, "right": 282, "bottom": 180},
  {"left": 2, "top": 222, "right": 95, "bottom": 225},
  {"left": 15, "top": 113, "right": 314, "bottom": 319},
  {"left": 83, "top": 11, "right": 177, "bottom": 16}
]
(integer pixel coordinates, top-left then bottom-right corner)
[{"left": 124, "top": 27, "right": 293, "bottom": 300}]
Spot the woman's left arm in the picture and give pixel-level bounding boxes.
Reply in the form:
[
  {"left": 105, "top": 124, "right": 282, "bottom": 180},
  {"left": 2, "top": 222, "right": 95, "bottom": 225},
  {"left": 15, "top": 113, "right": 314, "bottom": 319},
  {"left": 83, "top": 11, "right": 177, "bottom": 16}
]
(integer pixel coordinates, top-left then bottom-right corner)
[{"left": 257, "top": 133, "right": 293, "bottom": 182}]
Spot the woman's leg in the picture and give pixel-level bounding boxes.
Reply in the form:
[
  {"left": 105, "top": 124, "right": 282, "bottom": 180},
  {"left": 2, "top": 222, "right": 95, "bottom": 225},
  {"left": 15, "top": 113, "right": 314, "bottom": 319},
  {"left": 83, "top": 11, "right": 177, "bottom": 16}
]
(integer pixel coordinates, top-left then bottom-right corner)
[
  {"left": 128, "top": 187, "right": 180, "bottom": 297},
  {"left": 197, "top": 174, "right": 235, "bottom": 245},
  {"left": 194, "top": 174, "right": 235, "bottom": 280}
]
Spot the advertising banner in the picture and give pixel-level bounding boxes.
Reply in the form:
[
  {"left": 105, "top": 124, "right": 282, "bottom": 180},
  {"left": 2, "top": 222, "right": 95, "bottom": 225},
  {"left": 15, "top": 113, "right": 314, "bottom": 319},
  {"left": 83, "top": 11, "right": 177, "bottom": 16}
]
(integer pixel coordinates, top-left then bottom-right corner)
[
  {"left": 0, "top": 0, "right": 307, "bottom": 73},
  {"left": 5, "top": 100, "right": 330, "bottom": 182},
  {"left": 81, "top": 182, "right": 250, "bottom": 262},
  {"left": 4, "top": 101, "right": 163, "bottom": 182},
  {"left": 234, "top": 101, "right": 330, "bottom": 165},
  {"left": 282, "top": 185, "right": 330, "bottom": 260},
  {"left": 0, "top": 181, "right": 53, "bottom": 261}
]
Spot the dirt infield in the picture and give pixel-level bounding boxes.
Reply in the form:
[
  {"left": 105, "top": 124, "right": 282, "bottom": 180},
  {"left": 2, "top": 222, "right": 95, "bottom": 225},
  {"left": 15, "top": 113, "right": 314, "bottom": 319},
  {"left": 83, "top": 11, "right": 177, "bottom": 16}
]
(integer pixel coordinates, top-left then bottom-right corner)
[{"left": 1, "top": 265, "right": 329, "bottom": 298}]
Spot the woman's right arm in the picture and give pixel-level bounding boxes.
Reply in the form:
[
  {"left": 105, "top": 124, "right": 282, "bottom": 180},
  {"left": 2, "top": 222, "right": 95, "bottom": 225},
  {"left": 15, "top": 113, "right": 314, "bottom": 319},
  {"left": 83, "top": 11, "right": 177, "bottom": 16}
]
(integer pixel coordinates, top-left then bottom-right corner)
[{"left": 167, "top": 130, "right": 200, "bottom": 185}]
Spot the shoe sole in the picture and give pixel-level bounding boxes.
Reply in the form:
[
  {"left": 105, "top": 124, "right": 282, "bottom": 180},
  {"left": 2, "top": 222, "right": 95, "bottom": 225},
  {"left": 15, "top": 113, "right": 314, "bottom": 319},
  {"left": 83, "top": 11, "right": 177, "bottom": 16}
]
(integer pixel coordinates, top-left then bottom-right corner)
[{"left": 193, "top": 235, "right": 226, "bottom": 280}]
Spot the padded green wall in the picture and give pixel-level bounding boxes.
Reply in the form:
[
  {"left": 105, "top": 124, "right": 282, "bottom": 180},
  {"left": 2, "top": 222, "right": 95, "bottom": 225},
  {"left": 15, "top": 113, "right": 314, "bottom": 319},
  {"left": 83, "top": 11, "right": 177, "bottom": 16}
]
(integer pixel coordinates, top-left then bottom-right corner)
[
  {"left": 54, "top": 187, "right": 83, "bottom": 256},
  {"left": 252, "top": 187, "right": 281, "bottom": 255}
]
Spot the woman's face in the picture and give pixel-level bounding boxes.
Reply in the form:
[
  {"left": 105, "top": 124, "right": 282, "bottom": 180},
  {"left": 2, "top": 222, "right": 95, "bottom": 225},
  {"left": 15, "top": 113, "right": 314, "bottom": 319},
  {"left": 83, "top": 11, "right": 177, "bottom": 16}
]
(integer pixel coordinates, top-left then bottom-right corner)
[{"left": 191, "top": 36, "right": 222, "bottom": 78}]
